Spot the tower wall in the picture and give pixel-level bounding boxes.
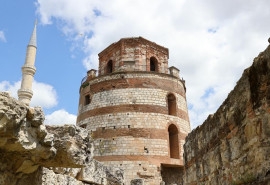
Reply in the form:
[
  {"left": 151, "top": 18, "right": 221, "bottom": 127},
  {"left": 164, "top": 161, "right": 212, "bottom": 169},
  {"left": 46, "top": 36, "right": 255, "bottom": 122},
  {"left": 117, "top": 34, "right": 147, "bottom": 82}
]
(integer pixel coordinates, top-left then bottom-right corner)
[
  {"left": 77, "top": 37, "right": 191, "bottom": 184},
  {"left": 98, "top": 37, "right": 169, "bottom": 75}
]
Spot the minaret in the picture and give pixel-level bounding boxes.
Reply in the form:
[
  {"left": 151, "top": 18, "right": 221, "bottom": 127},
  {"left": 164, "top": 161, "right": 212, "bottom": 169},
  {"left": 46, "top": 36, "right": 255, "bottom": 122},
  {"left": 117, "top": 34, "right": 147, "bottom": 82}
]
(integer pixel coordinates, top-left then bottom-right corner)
[{"left": 18, "top": 21, "right": 37, "bottom": 105}]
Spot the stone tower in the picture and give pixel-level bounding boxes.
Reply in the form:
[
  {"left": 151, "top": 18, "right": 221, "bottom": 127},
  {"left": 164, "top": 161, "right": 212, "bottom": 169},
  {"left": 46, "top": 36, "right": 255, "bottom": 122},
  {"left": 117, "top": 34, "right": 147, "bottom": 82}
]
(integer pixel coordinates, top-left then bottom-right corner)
[
  {"left": 77, "top": 37, "right": 191, "bottom": 184},
  {"left": 18, "top": 21, "right": 37, "bottom": 105}
]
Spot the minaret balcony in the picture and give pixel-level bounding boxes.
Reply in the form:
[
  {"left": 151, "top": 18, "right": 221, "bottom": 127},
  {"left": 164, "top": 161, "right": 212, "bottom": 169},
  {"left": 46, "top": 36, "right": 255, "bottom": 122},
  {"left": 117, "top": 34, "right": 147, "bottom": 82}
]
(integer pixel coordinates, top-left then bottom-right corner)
[
  {"left": 17, "top": 89, "right": 33, "bottom": 100},
  {"left": 22, "top": 65, "right": 36, "bottom": 75}
]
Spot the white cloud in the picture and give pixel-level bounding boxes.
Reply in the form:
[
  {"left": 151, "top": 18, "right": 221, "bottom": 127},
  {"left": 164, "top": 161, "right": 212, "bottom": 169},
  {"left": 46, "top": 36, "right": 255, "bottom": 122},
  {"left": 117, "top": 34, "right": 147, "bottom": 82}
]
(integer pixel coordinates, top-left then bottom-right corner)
[
  {"left": 0, "top": 81, "right": 20, "bottom": 97},
  {"left": 44, "top": 109, "right": 76, "bottom": 125},
  {"left": 0, "top": 80, "right": 58, "bottom": 109},
  {"left": 32, "top": 81, "right": 58, "bottom": 108},
  {"left": 0, "top": 31, "right": 6, "bottom": 42},
  {"left": 36, "top": 0, "right": 270, "bottom": 128},
  {"left": 0, "top": 80, "right": 76, "bottom": 125}
]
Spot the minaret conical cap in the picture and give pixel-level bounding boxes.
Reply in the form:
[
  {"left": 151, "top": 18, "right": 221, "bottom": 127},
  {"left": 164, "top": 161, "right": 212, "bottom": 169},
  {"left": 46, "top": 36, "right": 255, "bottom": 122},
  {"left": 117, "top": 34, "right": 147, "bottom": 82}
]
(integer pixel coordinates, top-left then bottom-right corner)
[{"left": 28, "top": 20, "right": 37, "bottom": 47}]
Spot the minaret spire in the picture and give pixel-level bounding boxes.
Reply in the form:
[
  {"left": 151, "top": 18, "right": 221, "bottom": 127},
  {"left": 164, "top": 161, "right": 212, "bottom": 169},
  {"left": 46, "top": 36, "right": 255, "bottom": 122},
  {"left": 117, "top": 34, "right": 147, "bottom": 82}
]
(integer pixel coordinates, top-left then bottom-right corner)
[
  {"left": 28, "top": 20, "right": 37, "bottom": 47},
  {"left": 17, "top": 21, "right": 37, "bottom": 105}
]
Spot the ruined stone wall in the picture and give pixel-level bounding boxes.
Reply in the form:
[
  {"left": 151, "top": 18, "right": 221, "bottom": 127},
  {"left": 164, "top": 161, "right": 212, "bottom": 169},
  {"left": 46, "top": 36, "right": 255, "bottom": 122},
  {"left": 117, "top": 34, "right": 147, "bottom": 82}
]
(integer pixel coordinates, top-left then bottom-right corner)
[
  {"left": 161, "top": 166, "right": 183, "bottom": 185},
  {"left": 183, "top": 43, "right": 270, "bottom": 184},
  {"left": 0, "top": 92, "right": 123, "bottom": 185}
]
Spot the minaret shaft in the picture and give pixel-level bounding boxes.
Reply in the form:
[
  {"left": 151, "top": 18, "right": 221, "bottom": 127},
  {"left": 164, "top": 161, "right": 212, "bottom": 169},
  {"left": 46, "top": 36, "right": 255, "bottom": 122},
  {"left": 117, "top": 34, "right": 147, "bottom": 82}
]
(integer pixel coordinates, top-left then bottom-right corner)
[{"left": 18, "top": 22, "right": 37, "bottom": 105}]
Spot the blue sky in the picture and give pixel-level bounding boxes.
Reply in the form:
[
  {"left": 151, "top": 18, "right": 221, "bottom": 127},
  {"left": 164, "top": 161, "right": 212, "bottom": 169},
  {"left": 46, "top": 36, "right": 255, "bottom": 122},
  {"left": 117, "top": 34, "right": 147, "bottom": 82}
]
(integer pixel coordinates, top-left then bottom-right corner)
[
  {"left": 0, "top": 1, "right": 85, "bottom": 123},
  {"left": 1, "top": 0, "right": 269, "bottom": 128}
]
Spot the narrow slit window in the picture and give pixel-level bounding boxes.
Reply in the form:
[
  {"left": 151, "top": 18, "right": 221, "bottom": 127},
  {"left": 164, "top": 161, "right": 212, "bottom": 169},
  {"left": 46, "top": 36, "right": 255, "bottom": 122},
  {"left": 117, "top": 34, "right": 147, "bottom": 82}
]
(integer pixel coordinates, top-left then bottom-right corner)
[
  {"left": 85, "top": 94, "right": 91, "bottom": 105},
  {"left": 167, "top": 93, "right": 176, "bottom": 116},
  {"left": 168, "top": 124, "right": 179, "bottom": 159},
  {"left": 107, "top": 60, "right": 113, "bottom": 74},
  {"left": 150, "top": 57, "right": 158, "bottom": 72}
]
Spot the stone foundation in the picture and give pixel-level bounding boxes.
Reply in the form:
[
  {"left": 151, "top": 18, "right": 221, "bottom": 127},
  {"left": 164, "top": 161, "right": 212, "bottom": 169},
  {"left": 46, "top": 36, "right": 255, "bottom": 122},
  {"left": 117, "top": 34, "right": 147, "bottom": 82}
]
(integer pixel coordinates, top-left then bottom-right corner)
[{"left": 161, "top": 166, "right": 183, "bottom": 185}]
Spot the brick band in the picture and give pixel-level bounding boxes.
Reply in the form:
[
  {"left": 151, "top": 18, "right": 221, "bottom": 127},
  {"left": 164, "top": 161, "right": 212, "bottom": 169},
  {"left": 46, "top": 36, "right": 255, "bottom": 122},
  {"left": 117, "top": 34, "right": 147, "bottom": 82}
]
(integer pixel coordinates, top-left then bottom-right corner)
[
  {"left": 92, "top": 128, "right": 188, "bottom": 140},
  {"left": 77, "top": 104, "right": 189, "bottom": 123},
  {"left": 94, "top": 155, "right": 183, "bottom": 166},
  {"left": 85, "top": 76, "right": 186, "bottom": 97}
]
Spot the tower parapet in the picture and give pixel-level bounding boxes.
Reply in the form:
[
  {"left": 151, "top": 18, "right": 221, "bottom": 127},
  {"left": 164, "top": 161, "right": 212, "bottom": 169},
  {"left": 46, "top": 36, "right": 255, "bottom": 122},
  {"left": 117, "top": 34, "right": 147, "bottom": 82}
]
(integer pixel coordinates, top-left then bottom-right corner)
[
  {"left": 77, "top": 37, "right": 190, "bottom": 184},
  {"left": 18, "top": 21, "right": 37, "bottom": 105}
]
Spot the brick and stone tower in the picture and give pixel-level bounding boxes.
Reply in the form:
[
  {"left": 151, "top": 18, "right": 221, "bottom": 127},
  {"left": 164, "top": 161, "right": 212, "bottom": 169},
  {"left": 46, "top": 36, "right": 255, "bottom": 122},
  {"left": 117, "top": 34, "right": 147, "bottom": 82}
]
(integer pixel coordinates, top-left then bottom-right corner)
[
  {"left": 77, "top": 37, "right": 191, "bottom": 184},
  {"left": 18, "top": 21, "right": 37, "bottom": 105}
]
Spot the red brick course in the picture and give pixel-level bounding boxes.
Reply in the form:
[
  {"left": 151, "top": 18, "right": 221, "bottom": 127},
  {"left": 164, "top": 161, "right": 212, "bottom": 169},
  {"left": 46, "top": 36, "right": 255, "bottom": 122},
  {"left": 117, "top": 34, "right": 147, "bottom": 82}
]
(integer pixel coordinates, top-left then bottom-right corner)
[
  {"left": 77, "top": 104, "right": 189, "bottom": 123},
  {"left": 94, "top": 155, "right": 183, "bottom": 166},
  {"left": 83, "top": 76, "right": 186, "bottom": 97},
  {"left": 92, "top": 127, "right": 188, "bottom": 141}
]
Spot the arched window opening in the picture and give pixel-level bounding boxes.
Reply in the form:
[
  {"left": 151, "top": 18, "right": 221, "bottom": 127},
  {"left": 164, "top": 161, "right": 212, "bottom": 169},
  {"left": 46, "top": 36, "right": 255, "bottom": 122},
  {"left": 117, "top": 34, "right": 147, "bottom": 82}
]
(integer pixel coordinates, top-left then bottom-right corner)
[
  {"left": 150, "top": 57, "right": 158, "bottom": 72},
  {"left": 167, "top": 93, "right": 177, "bottom": 116},
  {"left": 107, "top": 60, "right": 113, "bottom": 74},
  {"left": 168, "top": 124, "right": 179, "bottom": 159},
  {"left": 84, "top": 94, "right": 91, "bottom": 105}
]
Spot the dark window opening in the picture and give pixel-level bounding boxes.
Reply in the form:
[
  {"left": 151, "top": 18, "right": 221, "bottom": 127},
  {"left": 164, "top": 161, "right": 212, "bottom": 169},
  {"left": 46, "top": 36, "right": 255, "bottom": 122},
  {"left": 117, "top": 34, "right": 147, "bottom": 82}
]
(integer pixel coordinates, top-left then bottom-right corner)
[
  {"left": 167, "top": 93, "right": 176, "bottom": 116},
  {"left": 168, "top": 124, "right": 179, "bottom": 159},
  {"left": 107, "top": 60, "right": 113, "bottom": 74},
  {"left": 150, "top": 57, "right": 158, "bottom": 72},
  {"left": 84, "top": 95, "right": 91, "bottom": 105}
]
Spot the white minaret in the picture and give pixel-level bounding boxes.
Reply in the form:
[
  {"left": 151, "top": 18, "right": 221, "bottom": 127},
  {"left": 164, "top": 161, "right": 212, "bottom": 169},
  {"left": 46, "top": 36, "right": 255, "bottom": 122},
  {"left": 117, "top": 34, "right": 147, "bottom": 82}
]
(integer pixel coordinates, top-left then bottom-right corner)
[{"left": 18, "top": 21, "right": 37, "bottom": 105}]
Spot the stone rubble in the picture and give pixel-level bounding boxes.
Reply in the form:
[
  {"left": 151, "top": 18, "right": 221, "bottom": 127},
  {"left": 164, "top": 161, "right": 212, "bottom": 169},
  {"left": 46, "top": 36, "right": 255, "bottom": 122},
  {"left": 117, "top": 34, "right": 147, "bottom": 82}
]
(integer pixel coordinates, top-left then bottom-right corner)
[{"left": 0, "top": 92, "right": 123, "bottom": 185}]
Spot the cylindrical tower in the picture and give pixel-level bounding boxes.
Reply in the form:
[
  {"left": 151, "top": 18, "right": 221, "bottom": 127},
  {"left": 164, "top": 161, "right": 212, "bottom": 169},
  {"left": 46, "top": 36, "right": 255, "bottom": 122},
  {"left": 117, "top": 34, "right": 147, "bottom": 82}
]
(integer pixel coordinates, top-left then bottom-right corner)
[
  {"left": 77, "top": 37, "right": 191, "bottom": 184},
  {"left": 18, "top": 21, "right": 37, "bottom": 105}
]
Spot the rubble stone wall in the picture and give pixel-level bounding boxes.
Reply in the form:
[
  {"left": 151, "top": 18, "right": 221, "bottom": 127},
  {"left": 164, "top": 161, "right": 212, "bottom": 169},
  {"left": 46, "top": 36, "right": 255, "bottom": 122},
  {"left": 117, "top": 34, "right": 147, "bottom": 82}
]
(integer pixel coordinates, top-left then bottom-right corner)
[
  {"left": 0, "top": 92, "right": 123, "bottom": 185},
  {"left": 183, "top": 43, "right": 270, "bottom": 185},
  {"left": 103, "top": 161, "right": 162, "bottom": 185}
]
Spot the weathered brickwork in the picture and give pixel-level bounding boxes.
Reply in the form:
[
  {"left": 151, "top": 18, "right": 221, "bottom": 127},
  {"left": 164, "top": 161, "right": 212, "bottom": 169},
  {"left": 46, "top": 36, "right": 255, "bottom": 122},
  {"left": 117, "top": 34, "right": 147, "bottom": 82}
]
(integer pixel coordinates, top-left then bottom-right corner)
[
  {"left": 82, "top": 72, "right": 185, "bottom": 92},
  {"left": 77, "top": 105, "right": 189, "bottom": 123},
  {"left": 78, "top": 112, "right": 190, "bottom": 134},
  {"left": 80, "top": 88, "right": 186, "bottom": 110},
  {"left": 77, "top": 37, "right": 191, "bottom": 184},
  {"left": 98, "top": 37, "right": 168, "bottom": 75},
  {"left": 92, "top": 128, "right": 186, "bottom": 141},
  {"left": 93, "top": 137, "right": 168, "bottom": 156},
  {"left": 81, "top": 74, "right": 185, "bottom": 96},
  {"left": 78, "top": 72, "right": 186, "bottom": 113},
  {"left": 102, "top": 161, "right": 162, "bottom": 185}
]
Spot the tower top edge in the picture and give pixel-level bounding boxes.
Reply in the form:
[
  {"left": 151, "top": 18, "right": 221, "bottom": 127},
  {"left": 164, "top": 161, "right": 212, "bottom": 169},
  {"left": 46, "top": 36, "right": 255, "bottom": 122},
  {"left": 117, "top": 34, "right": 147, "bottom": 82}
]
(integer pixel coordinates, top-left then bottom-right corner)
[{"left": 98, "top": 36, "right": 168, "bottom": 57}]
